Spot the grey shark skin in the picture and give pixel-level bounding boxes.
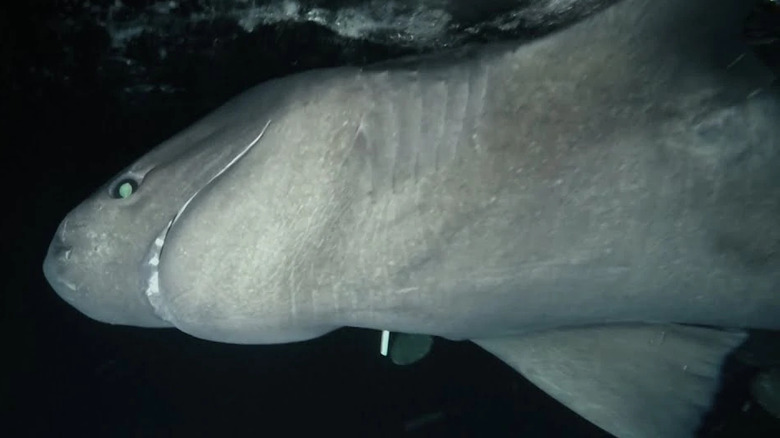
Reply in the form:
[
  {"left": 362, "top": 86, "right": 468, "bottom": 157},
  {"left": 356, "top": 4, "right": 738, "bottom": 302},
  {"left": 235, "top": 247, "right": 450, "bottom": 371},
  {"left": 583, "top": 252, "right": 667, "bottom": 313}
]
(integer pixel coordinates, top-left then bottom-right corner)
[{"left": 44, "top": 0, "right": 779, "bottom": 436}]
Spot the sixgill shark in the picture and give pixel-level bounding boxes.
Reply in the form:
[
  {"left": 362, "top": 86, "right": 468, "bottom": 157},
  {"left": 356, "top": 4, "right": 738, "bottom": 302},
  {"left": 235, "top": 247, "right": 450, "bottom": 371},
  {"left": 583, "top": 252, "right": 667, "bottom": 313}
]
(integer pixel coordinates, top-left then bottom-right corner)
[{"left": 43, "top": 0, "right": 779, "bottom": 436}]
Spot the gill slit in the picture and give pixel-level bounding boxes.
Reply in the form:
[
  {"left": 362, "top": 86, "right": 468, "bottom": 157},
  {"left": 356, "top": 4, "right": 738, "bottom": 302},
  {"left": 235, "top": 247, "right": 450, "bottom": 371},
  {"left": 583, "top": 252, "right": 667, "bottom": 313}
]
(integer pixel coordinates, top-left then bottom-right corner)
[
  {"left": 171, "top": 119, "right": 273, "bottom": 228},
  {"left": 144, "top": 120, "right": 272, "bottom": 321}
]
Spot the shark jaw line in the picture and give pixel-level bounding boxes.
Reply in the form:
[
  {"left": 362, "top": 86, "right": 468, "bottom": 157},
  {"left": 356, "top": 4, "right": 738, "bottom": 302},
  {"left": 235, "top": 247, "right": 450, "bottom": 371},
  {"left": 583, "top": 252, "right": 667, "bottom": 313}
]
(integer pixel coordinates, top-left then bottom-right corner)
[
  {"left": 142, "top": 120, "right": 272, "bottom": 322},
  {"left": 143, "top": 220, "right": 174, "bottom": 322}
]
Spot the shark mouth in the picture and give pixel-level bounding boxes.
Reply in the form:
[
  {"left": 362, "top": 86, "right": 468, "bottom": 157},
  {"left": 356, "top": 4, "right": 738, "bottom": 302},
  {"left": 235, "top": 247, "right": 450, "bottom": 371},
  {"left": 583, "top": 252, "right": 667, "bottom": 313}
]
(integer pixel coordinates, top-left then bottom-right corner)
[{"left": 141, "top": 120, "right": 272, "bottom": 323}]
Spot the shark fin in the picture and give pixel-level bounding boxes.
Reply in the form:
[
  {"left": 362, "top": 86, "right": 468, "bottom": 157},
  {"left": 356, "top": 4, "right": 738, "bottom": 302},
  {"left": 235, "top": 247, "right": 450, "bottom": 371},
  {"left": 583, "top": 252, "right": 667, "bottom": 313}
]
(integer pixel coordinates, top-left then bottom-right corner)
[{"left": 474, "top": 324, "right": 747, "bottom": 438}]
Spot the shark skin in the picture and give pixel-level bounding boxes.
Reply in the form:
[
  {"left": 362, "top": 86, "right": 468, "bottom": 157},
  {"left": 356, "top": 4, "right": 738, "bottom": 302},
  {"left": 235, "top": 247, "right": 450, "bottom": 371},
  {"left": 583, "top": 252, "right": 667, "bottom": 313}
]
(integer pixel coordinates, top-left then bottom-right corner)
[{"left": 43, "top": 0, "right": 779, "bottom": 436}]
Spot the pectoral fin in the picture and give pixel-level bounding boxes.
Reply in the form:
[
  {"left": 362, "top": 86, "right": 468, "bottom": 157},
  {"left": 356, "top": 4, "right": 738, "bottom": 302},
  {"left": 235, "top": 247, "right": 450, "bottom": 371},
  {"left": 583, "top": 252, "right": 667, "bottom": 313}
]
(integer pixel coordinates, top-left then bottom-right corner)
[{"left": 474, "top": 324, "right": 747, "bottom": 438}]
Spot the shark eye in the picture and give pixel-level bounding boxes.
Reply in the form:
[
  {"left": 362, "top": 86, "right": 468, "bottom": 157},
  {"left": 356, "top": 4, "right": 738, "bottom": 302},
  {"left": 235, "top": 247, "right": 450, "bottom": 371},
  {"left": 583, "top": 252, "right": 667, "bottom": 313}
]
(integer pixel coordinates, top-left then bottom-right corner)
[{"left": 111, "top": 178, "right": 139, "bottom": 199}]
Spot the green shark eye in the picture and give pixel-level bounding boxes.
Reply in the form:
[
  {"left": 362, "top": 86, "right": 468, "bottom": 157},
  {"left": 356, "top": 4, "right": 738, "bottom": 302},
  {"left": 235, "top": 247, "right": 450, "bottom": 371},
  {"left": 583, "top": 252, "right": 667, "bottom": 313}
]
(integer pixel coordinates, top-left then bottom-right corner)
[{"left": 111, "top": 179, "right": 139, "bottom": 199}]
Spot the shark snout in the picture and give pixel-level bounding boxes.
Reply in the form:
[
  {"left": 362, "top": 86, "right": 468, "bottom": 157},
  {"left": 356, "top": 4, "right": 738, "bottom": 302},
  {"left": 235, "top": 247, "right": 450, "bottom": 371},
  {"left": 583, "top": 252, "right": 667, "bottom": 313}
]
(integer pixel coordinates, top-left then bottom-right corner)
[
  {"left": 42, "top": 215, "right": 88, "bottom": 300},
  {"left": 43, "top": 215, "right": 173, "bottom": 328},
  {"left": 44, "top": 218, "right": 77, "bottom": 274},
  {"left": 43, "top": 226, "right": 78, "bottom": 299},
  {"left": 47, "top": 235, "right": 72, "bottom": 262}
]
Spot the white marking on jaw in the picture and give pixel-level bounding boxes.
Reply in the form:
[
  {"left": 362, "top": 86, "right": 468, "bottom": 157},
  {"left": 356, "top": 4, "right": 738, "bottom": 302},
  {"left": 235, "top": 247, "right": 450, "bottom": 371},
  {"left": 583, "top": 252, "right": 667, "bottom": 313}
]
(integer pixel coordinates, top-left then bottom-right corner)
[
  {"left": 142, "top": 120, "right": 273, "bottom": 322},
  {"left": 144, "top": 219, "right": 174, "bottom": 322}
]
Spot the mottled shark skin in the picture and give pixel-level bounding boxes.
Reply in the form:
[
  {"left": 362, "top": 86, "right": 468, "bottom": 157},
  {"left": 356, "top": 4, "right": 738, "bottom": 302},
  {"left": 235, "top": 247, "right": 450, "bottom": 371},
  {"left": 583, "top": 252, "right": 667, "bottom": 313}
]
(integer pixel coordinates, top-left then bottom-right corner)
[{"left": 44, "top": 0, "right": 779, "bottom": 436}]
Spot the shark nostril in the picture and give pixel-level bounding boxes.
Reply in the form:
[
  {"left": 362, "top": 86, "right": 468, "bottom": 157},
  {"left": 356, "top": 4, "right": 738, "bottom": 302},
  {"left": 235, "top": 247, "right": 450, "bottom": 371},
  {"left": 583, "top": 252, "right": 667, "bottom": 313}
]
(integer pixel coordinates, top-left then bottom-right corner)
[{"left": 50, "top": 238, "right": 73, "bottom": 260}]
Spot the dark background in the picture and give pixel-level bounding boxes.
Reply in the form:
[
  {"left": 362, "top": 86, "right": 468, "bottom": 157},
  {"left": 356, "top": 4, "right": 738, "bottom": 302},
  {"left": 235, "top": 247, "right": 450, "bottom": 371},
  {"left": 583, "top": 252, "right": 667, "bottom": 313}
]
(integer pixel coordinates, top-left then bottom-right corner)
[{"left": 2, "top": 1, "right": 780, "bottom": 436}]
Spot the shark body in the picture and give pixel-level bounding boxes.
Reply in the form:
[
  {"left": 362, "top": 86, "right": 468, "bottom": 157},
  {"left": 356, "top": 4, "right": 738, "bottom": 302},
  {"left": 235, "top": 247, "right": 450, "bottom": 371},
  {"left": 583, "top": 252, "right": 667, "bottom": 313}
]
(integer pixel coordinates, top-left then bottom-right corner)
[{"left": 44, "top": 0, "right": 779, "bottom": 436}]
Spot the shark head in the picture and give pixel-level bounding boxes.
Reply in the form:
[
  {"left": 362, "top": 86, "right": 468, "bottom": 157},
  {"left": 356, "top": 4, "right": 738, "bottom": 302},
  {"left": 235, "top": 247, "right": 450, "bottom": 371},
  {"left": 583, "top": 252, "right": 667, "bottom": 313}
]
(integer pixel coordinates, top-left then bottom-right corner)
[
  {"left": 42, "top": 83, "right": 281, "bottom": 328},
  {"left": 43, "top": 175, "right": 170, "bottom": 327},
  {"left": 41, "top": 68, "right": 356, "bottom": 343}
]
